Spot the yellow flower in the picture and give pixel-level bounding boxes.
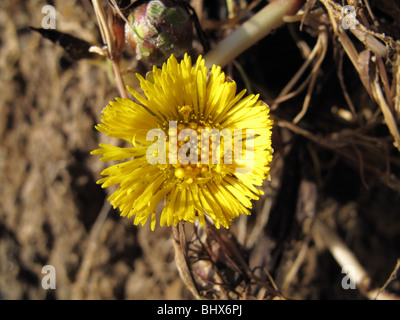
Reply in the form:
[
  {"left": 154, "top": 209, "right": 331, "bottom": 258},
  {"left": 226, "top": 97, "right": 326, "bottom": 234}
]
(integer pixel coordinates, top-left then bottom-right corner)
[{"left": 91, "top": 53, "right": 273, "bottom": 230}]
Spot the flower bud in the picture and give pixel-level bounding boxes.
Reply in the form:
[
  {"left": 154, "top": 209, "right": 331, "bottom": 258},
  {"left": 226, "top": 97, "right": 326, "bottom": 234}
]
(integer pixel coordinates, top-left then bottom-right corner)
[{"left": 125, "top": 0, "right": 193, "bottom": 66}]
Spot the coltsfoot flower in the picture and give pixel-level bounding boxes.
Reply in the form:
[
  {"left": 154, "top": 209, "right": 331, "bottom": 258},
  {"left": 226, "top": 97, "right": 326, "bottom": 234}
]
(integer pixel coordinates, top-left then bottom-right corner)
[{"left": 91, "top": 53, "right": 273, "bottom": 230}]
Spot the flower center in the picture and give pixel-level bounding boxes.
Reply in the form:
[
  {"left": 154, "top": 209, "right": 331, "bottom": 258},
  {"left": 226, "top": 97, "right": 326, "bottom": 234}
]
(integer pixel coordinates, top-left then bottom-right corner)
[{"left": 166, "top": 106, "right": 228, "bottom": 185}]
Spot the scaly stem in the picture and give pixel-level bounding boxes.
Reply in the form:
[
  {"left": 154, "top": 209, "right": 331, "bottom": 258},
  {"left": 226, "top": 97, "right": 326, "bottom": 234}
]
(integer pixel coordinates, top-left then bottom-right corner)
[{"left": 92, "top": 0, "right": 128, "bottom": 99}]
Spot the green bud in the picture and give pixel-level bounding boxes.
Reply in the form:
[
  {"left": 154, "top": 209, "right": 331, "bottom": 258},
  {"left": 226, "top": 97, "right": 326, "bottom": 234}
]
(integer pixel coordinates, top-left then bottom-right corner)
[{"left": 125, "top": 0, "right": 193, "bottom": 66}]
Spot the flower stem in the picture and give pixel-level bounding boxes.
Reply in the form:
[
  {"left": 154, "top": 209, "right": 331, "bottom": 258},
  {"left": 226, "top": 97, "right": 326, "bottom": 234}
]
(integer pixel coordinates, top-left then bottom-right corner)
[{"left": 204, "top": 0, "right": 304, "bottom": 68}]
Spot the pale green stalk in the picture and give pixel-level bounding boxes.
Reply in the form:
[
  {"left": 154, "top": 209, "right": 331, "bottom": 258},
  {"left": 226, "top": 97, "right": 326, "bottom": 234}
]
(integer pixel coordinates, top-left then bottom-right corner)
[{"left": 204, "top": 0, "right": 303, "bottom": 68}]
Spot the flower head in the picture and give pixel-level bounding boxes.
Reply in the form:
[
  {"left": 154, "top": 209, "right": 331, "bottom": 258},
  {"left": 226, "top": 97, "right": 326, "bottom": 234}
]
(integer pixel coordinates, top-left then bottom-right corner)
[{"left": 91, "top": 53, "right": 273, "bottom": 230}]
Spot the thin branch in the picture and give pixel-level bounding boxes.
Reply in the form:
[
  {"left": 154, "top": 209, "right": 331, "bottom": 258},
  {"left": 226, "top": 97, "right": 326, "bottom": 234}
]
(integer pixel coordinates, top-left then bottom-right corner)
[{"left": 374, "top": 259, "right": 400, "bottom": 300}]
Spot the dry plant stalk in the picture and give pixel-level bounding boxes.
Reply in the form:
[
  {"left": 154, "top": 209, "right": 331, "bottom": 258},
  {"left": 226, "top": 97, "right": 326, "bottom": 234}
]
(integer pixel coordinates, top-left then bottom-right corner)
[
  {"left": 91, "top": 0, "right": 128, "bottom": 98},
  {"left": 272, "top": 1, "right": 400, "bottom": 151},
  {"left": 374, "top": 259, "right": 400, "bottom": 299},
  {"left": 172, "top": 220, "right": 285, "bottom": 300},
  {"left": 313, "top": 217, "right": 400, "bottom": 300},
  {"left": 172, "top": 223, "right": 201, "bottom": 300},
  {"left": 271, "top": 25, "right": 329, "bottom": 125},
  {"left": 293, "top": 180, "right": 400, "bottom": 300},
  {"left": 395, "top": 53, "right": 400, "bottom": 118},
  {"left": 317, "top": 0, "right": 400, "bottom": 151},
  {"left": 270, "top": 0, "right": 400, "bottom": 196},
  {"left": 204, "top": 0, "right": 304, "bottom": 68}
]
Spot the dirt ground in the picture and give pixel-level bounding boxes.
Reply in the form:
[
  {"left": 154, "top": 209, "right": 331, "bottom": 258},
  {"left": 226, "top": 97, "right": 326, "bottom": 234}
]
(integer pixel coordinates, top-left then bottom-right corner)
[{"left": 1, "top": 0, "right": 399, "bottom": 300}]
